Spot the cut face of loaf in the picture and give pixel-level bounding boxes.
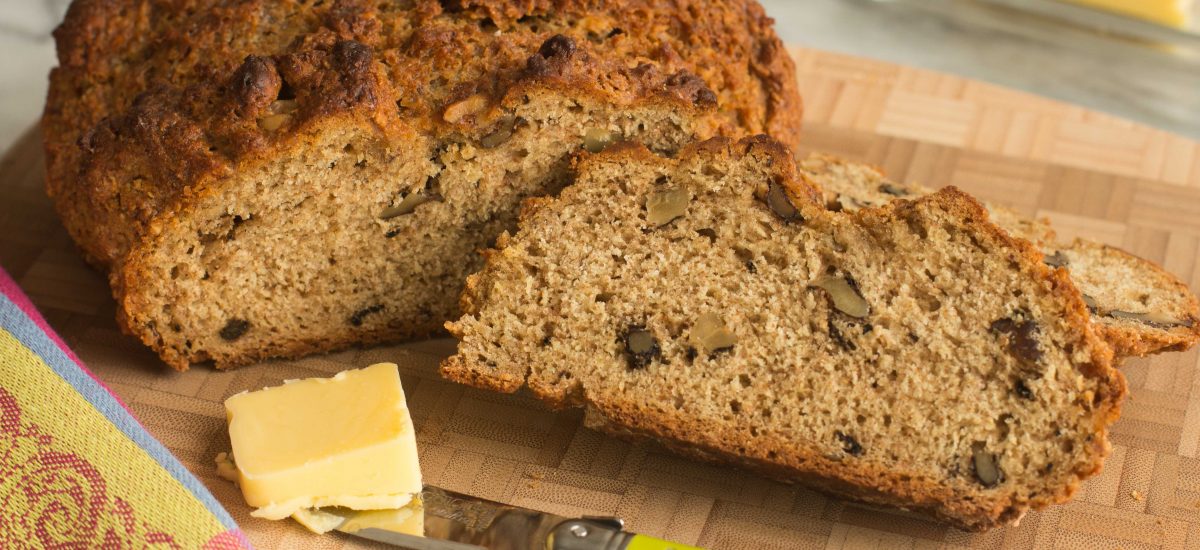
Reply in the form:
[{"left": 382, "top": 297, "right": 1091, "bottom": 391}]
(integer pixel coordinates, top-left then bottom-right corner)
[
  {"left": 443, "top": 137, "right": 1125, "bottom": 531},
  {"left": 44, "top": 1, "right": 802, "bottom": 369},
  {"left": 801, "top": 154, "right": 1200, "bottom": 358},
  {"left": 115, "top": 90, "right": 699, "bottom": 369}
]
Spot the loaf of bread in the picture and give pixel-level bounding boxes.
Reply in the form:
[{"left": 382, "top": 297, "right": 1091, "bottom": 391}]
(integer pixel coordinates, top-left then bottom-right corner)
[
  {"left": 800, "top": 154, "right": 1200, "bottom": 358},
  {"left": 43, "top": 0, "right": 800, "bottom": 370},
  {"left": 442, "top": 136, "right": 1125, "bottom": 531}
]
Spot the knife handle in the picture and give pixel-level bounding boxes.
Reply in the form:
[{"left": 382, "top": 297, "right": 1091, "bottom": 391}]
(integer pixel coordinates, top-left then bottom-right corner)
[
  {"left": 622, "top": 533, "right": 703, "bottom": 550},
  {"left": 549, "top": 519, "right": 703, "bottom": 550}
]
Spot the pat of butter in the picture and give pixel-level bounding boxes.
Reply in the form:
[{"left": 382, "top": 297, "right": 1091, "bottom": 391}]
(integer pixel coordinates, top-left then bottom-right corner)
[
  {"left": 224, "top": 363, "right": 422, "bottom": 520},
  {"left": 1061, "top": 0, "right": 1193, "bottom": 28}
]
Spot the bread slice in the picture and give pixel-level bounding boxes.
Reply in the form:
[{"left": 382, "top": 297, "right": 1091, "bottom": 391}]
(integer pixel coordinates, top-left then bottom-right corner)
[
  {"left": 442, "top": 136, "right": 1125, "bottom": 531},
  {"left": 43, "top": 1, "right": 801, "bottom": 369},
  {"left": 800, "top": 154, "right": 1200, "bottom": 358}
]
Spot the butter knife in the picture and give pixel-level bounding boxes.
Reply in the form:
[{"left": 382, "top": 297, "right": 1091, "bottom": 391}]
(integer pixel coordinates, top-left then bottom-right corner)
[{"left": 323, "top": 485, "right": 702, "bottom": 550}]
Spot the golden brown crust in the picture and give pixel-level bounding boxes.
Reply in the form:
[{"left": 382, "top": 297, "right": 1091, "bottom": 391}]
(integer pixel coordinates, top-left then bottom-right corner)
[
  {"left": 44, "top": 0, "right": 800, "bottom": 272},
  {"left": 442, "top": 136, "right": 1125, "bottom": 532}
]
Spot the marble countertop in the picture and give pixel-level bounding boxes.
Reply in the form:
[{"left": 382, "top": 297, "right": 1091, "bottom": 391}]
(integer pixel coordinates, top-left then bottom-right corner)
[{"left": 1, "top": 0, "right": 1197, "bottom": 157}]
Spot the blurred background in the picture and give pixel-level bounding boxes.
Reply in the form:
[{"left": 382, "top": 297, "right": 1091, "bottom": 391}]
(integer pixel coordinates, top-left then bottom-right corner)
[{"left": 1, "top": 0, "right": 1198, "bottom": 154}]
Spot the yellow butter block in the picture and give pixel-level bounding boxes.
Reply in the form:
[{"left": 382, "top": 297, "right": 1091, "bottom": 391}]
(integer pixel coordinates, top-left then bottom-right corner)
[
  {"left": 224, "top": 363, "right": 422, "bottom": 520},
  {"left": 1062, "top": 0, "right": 1193, "bottom": 28}
]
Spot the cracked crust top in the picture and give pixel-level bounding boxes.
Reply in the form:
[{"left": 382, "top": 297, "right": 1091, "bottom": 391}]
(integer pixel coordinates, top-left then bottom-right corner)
[{"left": 44, "top": 0, "right": 801, "bottom": 271}]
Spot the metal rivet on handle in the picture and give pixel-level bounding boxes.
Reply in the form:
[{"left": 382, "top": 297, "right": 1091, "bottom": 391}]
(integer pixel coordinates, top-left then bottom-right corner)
[{"left": 569, "top": 524, "right": 589, "bottom": 538}]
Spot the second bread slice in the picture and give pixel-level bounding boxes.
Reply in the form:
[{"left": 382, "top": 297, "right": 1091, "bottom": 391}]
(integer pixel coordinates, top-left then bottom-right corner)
[
  {"left": 443, "top": 137, "right": 1125, "bottom": 531},
  {"left": 800, "top": 154, "right": 1200, "bottom": 358}
]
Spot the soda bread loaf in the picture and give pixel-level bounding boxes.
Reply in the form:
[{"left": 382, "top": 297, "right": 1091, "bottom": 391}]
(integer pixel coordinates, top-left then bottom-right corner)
[
  {"left": 442, "top": 136, "right": 1125, "bottom": 531},
  {"left": 800, "top": 154, "right": 1200, "bottom": 358},
  {"left": 43, "top": 0, "right": 800, "bottom": 370}
]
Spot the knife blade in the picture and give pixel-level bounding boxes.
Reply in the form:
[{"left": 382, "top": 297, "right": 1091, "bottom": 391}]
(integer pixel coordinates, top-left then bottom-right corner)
[{"left": 324, "top": 485, "right": 702, "bottom": 550}]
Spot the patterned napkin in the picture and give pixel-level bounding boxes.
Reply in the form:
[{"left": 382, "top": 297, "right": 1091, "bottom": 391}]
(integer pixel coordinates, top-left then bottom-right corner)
[{"left": 0, "top": 268, "right": 248, "bottom": 548}]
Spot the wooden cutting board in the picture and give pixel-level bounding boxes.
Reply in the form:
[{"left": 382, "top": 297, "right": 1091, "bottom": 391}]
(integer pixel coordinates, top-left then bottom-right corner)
[{"left": 3, "top": 47, "right": 1200, "bottom": 549}]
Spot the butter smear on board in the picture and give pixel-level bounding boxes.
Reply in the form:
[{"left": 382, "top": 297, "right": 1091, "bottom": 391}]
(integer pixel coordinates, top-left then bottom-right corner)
[{"left": 221, "top": 362, "right": 424, "bottom": 535}]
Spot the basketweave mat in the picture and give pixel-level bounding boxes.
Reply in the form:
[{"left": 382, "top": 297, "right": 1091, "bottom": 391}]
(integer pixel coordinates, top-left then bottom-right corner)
[{"left": 3, "top": 47, "right": 1200, "bottom": 549}]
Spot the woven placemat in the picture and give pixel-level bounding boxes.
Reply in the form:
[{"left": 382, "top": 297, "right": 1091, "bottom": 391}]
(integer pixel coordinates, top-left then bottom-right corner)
[{"left": 2, "top": 47, "right": 1199, "bottom": 548}]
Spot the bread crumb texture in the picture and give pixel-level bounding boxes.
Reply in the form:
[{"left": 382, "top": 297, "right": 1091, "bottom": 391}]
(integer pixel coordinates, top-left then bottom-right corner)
[
  {"left": 43, "top": 0, "right": 801, "bottom": 369},
  {"left": 443, "top": 137, "right": 1126, "bottom": 531}
]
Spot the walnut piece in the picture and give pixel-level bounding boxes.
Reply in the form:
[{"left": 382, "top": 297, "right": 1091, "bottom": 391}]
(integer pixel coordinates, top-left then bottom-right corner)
[
  {"left": 645, "top": 188, "right": 690, "bottom": 226},
  {"left": 583, "top": 128, "right": 615, "bottom": 153},
  {"left": 380, "top": 192, "right": 439, "bottom": 219},
  {"left": 690, "top": 312, "right": 737, "bottom": 352},
  {"left": 257, "top": 100, "right": 299, "bottom": 131},
  {"left": 813, "top": 276, "right": 870, "bottom": 318},
  {"left": 444, "top": 94, "right": 488, "bottom": 123}
]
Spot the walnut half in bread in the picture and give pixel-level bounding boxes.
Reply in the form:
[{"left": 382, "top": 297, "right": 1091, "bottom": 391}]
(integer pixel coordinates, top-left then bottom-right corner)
[
  {"left": 443, "top": 136, "right": 1125, "bottom": 531},
  {"left": 42, "top": 0, "right": 800, "bottom": 369}
]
